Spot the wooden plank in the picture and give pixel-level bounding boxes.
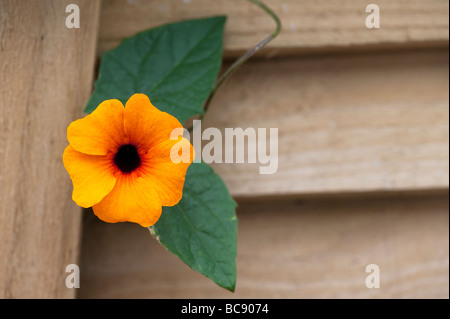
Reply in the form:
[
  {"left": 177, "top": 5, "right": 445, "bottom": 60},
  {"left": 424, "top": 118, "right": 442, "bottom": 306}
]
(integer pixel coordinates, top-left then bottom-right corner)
[
  {"left": 78, "top": 194, "right": 449, "bottom": 298},
  {"left": 98, "top": 0, "right": 449, "bottom": 57},
  {"left": 0, "top": 0, "right": 100, "bottom": 298},
  {"left": 200, "top": 49, "right": 449, "bottom": 198}
]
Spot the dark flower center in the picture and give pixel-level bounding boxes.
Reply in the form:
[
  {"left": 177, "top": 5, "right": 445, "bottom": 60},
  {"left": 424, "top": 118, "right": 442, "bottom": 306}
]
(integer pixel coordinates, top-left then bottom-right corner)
[{"left": 114, "top": 144, "right": 141, "bottom": 173}]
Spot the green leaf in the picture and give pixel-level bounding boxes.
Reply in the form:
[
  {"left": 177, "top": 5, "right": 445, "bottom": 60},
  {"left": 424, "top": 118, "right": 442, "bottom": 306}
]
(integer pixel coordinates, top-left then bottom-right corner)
[
  {"left": 84, "top": 15, "right": 236, "bottom": 291},
  {"left": 85, "top": 16, "right": 226, "bottom": 123},
  {"left": 149, "top": 162, "right": 238, "bottom": 292}
]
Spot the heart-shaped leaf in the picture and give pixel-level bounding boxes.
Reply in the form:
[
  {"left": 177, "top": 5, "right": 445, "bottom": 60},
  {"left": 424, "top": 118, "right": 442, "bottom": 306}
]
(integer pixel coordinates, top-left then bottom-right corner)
[{"left": 85, "top": 16, "right": 226, "bottom": 123}]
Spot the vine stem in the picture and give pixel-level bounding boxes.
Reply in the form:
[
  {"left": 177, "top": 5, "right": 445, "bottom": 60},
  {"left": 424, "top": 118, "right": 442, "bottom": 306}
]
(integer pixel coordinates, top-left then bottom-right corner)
[{"left": 188, "top": 0, "right": 282, "bottom": 131}]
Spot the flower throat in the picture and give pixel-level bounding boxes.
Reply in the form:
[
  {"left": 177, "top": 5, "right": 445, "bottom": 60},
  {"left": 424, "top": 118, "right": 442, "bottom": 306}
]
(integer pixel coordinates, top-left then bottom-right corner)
[{"left": 114, "top": 144, "right": 141, "bottom": 173}]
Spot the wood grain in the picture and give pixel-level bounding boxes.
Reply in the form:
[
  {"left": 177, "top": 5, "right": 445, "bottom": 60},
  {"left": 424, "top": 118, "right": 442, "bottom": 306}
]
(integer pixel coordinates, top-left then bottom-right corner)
[
  {"left": 0, "top": 0, "right": 100, "bottom": 298},
  {"left": 78, "top": 194, "right": 449, "bottom": 298},
  {"left": 201, "top": 49, "right": 449, "bottom": 198},
  {"left": 98, "top": 0, "right": 449, "bottom": 57}
]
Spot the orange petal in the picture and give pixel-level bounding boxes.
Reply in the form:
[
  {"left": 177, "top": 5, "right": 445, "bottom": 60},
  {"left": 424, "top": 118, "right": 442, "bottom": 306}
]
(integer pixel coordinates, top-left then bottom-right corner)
[
  {"left": 139, "top": 138, "right": 195, "bottom": 207},
  {"left": 67, "top": 99, "right": 128, "bottom": 155},
  {"left": 63, "top": 145, "right": 117, "bottom": 208},
  {"left": 92, "top": 173, "right": 163, "bottom": 227},
  {"left": 124, "top": 93, "right": 183, "bottom": 154}
]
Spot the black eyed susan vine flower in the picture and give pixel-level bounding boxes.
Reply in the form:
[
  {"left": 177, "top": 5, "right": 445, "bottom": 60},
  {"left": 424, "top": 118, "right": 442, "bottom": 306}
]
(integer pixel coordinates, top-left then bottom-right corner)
[{"left": 63, "top": 93, "right": 194, "bottom": 227}]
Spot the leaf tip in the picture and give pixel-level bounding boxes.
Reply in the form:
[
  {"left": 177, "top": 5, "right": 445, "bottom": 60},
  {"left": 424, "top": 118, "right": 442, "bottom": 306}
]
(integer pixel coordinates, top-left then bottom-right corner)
[{"left": 222, "top": 277, "right": 236, "bottom": 293}]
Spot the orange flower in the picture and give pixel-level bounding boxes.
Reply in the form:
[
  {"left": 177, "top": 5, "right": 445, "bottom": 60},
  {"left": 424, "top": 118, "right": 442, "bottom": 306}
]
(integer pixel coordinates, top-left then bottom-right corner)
[{"left": 63, "top": 93, "right": 194, "bottom": 227}]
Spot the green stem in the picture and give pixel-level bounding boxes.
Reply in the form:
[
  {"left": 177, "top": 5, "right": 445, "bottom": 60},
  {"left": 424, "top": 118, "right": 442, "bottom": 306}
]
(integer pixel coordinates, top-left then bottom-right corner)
[{"left": 188, "top": 0, "right": 281, "bottom": 130}]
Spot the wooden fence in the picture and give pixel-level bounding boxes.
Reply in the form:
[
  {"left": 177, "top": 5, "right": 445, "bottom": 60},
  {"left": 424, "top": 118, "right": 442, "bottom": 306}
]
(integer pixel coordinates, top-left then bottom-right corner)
[{"left": 0, "top": 0, "right": 448, "bottom": 298}]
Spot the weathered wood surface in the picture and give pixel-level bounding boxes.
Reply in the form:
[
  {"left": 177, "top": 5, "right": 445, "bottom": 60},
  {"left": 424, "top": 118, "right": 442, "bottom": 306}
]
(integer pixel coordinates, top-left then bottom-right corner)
[
  {"left": 78, "top": 194, "right": 449, "bottom": 298},
  {"left": 203, "top": 49, "right": 449, "bottom": 198},
  {"left": 0, "top": 0, "right": 447, "bottom": 300},
  {"left": 75, "top": 0, "right": 450, "bottom": 300},
  {"left": 76, "top": 0, "right": 450, "bottom": 300},
  {"left": 98, "top": 0, "right": 449, "bottom": 57},
  {"left": 0, "top": 0, "right": 101, "bottom": 298}
]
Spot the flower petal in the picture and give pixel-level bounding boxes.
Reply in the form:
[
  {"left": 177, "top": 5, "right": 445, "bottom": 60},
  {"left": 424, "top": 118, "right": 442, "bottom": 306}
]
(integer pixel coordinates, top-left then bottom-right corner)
[
  {"left": 124, "top": 93, "right": 183, "bottom": 153},
  {"left": 140, "top": 137, "right": 195, "bottom": 207},
  {"left": 63, "top": 145, "right": 117, "bottom": 208},
  {"left": 68, "top": 99, "right": 128, "bottom": 155},
  {"left": 92, "top": 173, "right": 163, "bottom": 227}
]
